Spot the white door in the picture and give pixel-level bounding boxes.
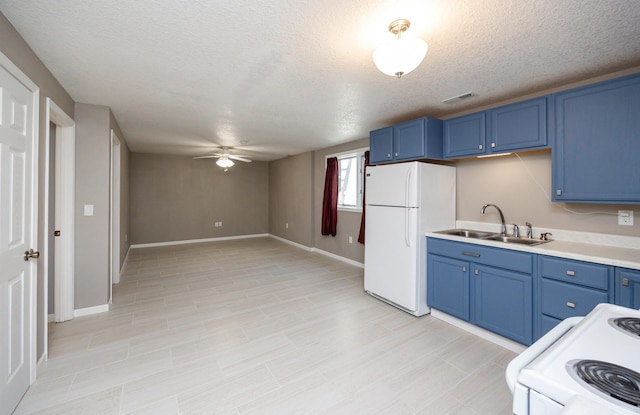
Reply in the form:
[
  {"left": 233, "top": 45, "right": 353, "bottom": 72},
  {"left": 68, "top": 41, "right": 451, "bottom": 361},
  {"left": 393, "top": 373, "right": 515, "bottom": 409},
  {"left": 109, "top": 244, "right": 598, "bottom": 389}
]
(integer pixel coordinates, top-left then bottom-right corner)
[
  {"left": 364, "top": 205, "right": 418, "bottom": 311},
  {"left": 0, "top": 59, "right": 37, "bottom": 415}
]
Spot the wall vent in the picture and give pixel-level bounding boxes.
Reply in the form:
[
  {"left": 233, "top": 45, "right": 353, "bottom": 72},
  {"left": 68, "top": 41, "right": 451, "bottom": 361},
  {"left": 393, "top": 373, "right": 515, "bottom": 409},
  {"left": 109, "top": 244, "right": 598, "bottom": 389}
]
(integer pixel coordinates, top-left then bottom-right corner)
[{"left": 442, "top": 91, "right": 476, "bottom": 104}]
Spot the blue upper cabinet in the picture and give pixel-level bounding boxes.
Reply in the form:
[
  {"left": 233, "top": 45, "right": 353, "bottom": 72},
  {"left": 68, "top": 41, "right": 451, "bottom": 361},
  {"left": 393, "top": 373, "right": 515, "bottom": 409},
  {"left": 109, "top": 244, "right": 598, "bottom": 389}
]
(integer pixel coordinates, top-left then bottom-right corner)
[
  {"left": 369, "top": 117, "right": 443, "bottom": 164},
  {"left": 369, "top": 126, "right": 394, "bottom": 164},
  {"left": 444, "top": 97, "right": 548, "bottom": 159},
  {"left": 443, "top": 112, "right": 486, "bottom": 158},
  {"left": 487, "top": 97, "right": 548, "bottom": 153},
  {"left": 552, "top": 74, "right": 640, "bottom": 203}
]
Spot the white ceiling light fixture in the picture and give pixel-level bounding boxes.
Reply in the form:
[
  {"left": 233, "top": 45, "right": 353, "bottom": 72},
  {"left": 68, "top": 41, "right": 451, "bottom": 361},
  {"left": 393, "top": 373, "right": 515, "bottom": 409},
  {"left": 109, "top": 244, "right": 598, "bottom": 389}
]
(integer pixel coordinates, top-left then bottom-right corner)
[
  {"left": 373, "top": 19, "right": 428, "bottom": 79},
  {"left": 216, "top": 156, "right": 235, "bottom": 169}
]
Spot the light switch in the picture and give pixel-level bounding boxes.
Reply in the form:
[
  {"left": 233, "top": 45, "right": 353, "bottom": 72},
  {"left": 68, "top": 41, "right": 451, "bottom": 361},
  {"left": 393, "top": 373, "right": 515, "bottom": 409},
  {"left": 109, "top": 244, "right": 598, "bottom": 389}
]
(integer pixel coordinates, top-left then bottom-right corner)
[{"left": 84, "top": 204, "right": 94, "bottom": 216}]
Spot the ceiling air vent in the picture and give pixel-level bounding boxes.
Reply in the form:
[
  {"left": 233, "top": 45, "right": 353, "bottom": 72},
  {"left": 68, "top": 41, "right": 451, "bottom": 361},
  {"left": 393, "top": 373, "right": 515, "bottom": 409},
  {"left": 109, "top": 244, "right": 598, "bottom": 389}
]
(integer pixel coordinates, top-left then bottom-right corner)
[{"left": 442, "top": 91, "right": 476, "bottom": 104}]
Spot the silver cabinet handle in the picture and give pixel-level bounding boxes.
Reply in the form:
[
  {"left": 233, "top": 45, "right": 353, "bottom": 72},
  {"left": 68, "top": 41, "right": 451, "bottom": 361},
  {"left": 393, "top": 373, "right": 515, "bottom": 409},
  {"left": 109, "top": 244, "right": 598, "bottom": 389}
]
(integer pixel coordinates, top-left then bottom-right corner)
[
  {"left": 566, "top": 302, "right": 576, "bottom": 308},
  {"left": 474, "top": 269, "right": 479, "bottom": 275},
  {"left": 462, "top": 251, "right": 480, "bottom": 257},
  {"left": 566, "top": 270, "right": 575, "bottom": 276},
  {"left": 622, "top": 278, "right": 629, "bottom": 286},
  {"left": 462, "top": 266, "right": 467, "bottom": 272}
]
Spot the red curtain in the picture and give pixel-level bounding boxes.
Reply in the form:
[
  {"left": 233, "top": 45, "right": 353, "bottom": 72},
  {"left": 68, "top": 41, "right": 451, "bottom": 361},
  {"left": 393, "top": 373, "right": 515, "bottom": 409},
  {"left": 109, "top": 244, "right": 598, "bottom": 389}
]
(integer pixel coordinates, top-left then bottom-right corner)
[
  {"left": 357, "top": 151, "right": 370, "bottom": 244},
  {"left": 321, "top": 157, "right": 339, "bottom": 236}
]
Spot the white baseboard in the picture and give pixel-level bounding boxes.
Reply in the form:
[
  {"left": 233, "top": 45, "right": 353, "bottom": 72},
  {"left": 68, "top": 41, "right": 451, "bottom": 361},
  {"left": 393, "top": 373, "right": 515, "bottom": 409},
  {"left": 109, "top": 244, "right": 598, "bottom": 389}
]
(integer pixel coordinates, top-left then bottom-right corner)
[
  {"left": 268, "top": 234, "right": 313, "bottom": 251},
  {"left": 269, "top": 234, "right": 364, "bottom": 268},
  {"left": 430, "top": 309, "right": 526, "bottom": 354},
  {"left": 129, "top": 233, "right": 364, "bottom": 269},
  {"left": 311, "top": 247, "right": 364, "bottom": 268},
  {"left": 130, "top": 233, "right": 270, "bottom": 249},
  {"left": 74, "top": 304, "right": 109, "bottom": 318}
]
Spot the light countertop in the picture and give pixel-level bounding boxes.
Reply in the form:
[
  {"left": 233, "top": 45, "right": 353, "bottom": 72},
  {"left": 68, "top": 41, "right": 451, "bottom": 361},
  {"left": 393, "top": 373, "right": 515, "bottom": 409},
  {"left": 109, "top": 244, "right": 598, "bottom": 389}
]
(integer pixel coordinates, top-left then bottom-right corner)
[{"left": 427, "top": 222, "right": 640, "bottom": 270}]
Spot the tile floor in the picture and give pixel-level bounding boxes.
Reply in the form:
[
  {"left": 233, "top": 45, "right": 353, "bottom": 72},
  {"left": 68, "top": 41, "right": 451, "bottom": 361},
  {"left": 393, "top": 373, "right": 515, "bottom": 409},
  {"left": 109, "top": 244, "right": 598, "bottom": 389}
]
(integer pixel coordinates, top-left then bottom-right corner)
[{"left": 15, "top": 237, "right": 516, "bottom": 414}]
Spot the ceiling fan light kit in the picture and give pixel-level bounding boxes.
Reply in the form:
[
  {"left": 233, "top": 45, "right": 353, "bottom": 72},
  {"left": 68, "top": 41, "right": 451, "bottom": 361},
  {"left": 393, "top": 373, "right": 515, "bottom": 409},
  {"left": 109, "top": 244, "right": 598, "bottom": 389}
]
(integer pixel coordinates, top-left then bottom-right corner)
[
  {"left": 192, "top": 146, "right": 252, "bottom": 171},
  {"left": 373, "top": 19, "right": 428, "bottom": 79},
  {"left": 216, "top": 157, "right": 235, "bottom": 168}
]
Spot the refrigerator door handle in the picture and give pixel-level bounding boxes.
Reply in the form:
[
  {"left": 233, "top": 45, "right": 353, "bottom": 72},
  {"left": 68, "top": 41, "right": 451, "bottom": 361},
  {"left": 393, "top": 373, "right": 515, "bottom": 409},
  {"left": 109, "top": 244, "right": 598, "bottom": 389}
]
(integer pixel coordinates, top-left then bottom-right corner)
[
  {"left": 405, "top": 208, "right": 410, "bottom": 247},
  {"left": 405, "top": 168, "right": 411, "bottom": 207}
]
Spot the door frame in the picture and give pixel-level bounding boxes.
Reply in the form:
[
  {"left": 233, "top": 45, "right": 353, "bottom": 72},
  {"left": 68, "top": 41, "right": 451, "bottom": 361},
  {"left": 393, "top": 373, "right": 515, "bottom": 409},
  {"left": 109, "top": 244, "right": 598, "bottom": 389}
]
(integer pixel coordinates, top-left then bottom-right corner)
[
  {"left": 109, "top": 130, "right": 121, "bottom": 301},
  {"left": 0, "top": 50, "right": 39, "bottom": 386},
  {"left": 43, "top": 98, "right": 75, "bottom": 335}
]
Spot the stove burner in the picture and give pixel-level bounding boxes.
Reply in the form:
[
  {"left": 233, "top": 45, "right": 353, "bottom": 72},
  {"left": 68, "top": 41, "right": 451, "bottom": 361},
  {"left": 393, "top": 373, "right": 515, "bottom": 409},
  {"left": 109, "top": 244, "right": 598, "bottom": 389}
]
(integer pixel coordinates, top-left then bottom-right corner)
[
  {"left": 613, "top": 317, "right": 640, "bottom": 337},
  {"left": 573, "top": 360, "right": 640, "bottom": 407}
]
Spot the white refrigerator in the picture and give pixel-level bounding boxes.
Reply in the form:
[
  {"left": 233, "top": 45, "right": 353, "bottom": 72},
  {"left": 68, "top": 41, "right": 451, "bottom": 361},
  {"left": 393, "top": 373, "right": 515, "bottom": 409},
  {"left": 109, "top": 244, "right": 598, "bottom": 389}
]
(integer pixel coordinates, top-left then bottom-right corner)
[{"left": 364, "top": 161, "right": 456, "bottom": 316}]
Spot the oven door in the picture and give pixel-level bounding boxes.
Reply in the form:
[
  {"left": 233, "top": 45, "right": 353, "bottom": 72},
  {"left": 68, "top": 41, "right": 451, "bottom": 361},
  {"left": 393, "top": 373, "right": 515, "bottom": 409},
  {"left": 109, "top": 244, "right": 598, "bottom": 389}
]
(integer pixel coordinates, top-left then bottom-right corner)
[
  {"left": 506, "top": 317, "right": 583, "bottom": 415},
  {"left": 530, "top": 390, "right": 563, "bottom": 415}
]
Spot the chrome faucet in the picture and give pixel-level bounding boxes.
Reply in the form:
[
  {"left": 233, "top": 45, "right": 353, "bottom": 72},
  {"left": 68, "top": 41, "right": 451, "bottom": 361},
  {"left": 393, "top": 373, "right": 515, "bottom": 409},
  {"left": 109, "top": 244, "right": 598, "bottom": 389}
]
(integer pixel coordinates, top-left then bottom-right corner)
[
  {"left": 481, "top": 204, "right": 507, "bottom": 235},
  {"left": 512, "top": 224, "right": 520, "bottom": 238},
  {"left": 525, "top": 222, "right": 532, "bottom": 239}
]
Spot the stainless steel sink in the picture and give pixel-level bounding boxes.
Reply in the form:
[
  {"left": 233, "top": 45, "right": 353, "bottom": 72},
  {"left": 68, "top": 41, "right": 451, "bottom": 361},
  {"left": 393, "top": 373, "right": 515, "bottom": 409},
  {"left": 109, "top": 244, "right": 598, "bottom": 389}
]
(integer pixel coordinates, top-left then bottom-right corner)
[
  {"left": 435, "top": 229, "right": 495, "bottom": 238},
  {"left": 482, "top": 235, "right": 549, "bottom": 246},
  {"left": 435, "top": 228, "right": 551, "bottom": 246}
]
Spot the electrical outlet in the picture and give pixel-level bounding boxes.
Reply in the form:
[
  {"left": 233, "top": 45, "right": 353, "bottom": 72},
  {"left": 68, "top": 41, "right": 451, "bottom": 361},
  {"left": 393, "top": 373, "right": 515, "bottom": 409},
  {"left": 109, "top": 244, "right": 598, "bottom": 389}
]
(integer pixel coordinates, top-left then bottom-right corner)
[
  {"left": 618, "top": 210, "right": 634, "bottom": 226},
  {"left": 349, "top": 236, "right": 353, "bottom": 244},
  {"left": 286, "top": 223, "right": 289, "bottom": 229}
]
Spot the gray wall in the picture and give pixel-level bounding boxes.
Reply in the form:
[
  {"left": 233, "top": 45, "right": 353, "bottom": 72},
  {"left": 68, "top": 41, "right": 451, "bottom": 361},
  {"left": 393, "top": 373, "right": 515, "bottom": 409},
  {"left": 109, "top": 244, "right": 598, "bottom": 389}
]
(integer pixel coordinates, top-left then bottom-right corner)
[
  {"left": 75, "top": 104, "right": 132, "bottom": 308},
  {"left": 0, "top": 12, "right": 75, "bottom": 360},
  {"left": 130, "top": 153, "right": 269, "bottom": 244},
  {"left": 268, "top": 153, "right": 314, "bottom": 247},
  {"left": 456, "top": 150, "right": 640, "bottom": 236},
  {"left": 267, "top": 139, "right": 369, "bottom": 263},
  {"left": 110, "top": 110, "right": 131, "bottom": 267},
  {"left": 313, "top": 138, "right": 369, "bottom": 263}
]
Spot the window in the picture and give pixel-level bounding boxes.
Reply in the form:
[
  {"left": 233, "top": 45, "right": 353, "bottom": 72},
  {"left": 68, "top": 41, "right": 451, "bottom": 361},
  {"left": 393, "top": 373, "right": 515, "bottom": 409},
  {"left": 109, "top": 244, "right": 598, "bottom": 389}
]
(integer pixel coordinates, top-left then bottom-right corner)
[{"left": 328, "top": 149, "right": 367, "bottom": 211}]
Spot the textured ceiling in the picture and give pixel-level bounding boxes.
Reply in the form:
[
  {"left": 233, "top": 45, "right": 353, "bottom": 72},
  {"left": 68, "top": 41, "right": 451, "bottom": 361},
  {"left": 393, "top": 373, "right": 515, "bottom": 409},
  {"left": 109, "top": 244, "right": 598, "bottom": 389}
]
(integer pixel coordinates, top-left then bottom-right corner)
[{"left": 1, "top": 0, "right": 639, "bottom": 161}]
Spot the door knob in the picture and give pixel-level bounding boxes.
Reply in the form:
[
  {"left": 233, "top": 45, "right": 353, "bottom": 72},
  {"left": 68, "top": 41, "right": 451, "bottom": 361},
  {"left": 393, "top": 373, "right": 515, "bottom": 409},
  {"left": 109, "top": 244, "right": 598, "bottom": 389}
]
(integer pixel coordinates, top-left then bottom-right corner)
[{"left": 23, "top": 249, "right": 40, "bottom": 261}]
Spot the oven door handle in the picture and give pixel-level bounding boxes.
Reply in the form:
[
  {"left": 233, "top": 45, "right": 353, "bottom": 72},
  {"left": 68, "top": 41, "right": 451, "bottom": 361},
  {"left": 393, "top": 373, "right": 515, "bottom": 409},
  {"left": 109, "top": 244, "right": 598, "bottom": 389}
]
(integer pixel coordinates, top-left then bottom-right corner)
[{"left": 505, "top": 316, "right": 583, "bottom": 393}]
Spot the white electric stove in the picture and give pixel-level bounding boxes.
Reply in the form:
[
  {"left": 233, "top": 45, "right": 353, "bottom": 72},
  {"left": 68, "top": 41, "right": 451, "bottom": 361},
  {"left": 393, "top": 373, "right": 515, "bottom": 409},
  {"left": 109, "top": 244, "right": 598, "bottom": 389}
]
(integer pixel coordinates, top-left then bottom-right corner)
[{"left": 506, "top": 303, "right": 640, "bottom": 415}]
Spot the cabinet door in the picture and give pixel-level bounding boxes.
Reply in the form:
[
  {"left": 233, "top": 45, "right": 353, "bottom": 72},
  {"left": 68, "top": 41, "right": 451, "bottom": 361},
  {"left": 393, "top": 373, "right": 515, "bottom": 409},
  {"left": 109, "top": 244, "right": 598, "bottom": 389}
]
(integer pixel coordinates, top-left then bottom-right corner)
[
  {"left": 427, "top": 255, "right": 470, "bottom": 320},
  {"left": 552, "top": 74, "right": 640, "bottom": 203},
  {"left": 394, "top": 118, "right": 425, "bottom": 161},
  {"left": 473, "top": 265, "right": 533, "bottom": 345},
  {"left": 487, "top": 97, "right": 548, "bottom": 153},
  {"left": 443, "top": 112, "right": 486, "bottom": 158},
  {"left": 615, "top": 268, "right": 640, "bottom": 309},
  {"left": 369, "top": 126, "right": 393, "bottom": 164}
]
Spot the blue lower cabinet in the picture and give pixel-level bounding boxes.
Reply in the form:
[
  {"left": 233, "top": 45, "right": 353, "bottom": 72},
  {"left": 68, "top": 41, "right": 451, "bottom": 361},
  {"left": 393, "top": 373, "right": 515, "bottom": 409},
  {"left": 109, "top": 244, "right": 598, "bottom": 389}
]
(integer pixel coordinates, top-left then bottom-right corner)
[
  {"left": 473, "top": 265, "right": 533, "bottom": 345},
  {"left": 615, "top": 268, "right": 640, "bottom": 309},
  {"left": 427, "top": 255, "right": 470, "bottom": 320},
  {"left": 427, "top": 238, "right": 535, "bottom": 345},
  {"left": 535, "top": 255, "right": 613, "bottom": 340}
]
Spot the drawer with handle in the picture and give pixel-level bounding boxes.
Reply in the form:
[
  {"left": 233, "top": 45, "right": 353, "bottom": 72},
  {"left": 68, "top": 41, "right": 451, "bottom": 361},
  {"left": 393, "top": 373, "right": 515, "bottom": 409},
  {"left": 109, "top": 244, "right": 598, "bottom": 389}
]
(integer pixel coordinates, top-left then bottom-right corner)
[
  {"left": 427, "top": 238, "right": 533, "bottom": 274},
  {"left": 540, "top": 279, "right": 608, "bottom": 320},
  {"left": 539, "top": 256, "right": 611, "bottom": 290}
]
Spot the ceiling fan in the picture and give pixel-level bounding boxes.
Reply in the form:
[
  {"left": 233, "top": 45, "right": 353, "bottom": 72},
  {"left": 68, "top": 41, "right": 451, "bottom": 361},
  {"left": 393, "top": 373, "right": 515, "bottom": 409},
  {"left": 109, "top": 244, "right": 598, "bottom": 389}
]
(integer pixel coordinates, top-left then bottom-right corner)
[{"left": 192, "top": 147, "right": 252, "bottom": 171}]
